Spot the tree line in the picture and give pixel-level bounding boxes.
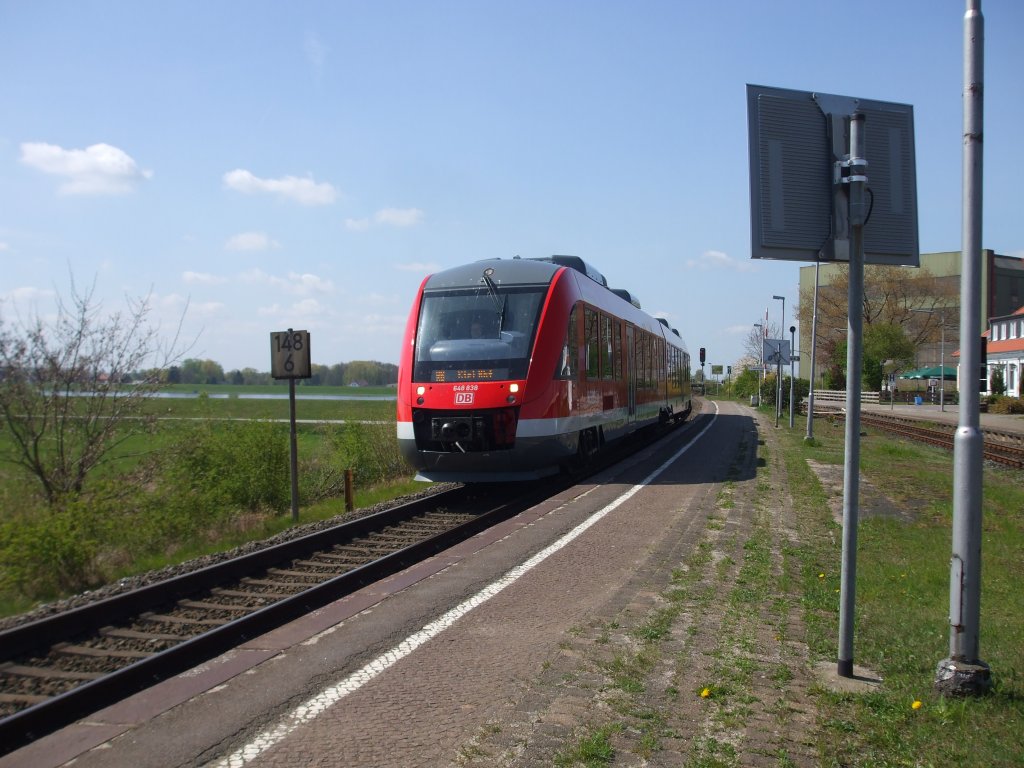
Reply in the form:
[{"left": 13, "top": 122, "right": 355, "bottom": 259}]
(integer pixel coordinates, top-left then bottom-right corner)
[{"left": 166, "top": 358, "right": 399, "bottom": 387}]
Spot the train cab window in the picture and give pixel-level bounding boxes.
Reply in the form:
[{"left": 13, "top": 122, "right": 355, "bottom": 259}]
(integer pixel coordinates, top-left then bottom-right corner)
[
  {"left": 413, "top": 286, "right": 546, "bottom": 382},
  {"left": 585, "top": 308, "right": 599, "bottom": 379}
]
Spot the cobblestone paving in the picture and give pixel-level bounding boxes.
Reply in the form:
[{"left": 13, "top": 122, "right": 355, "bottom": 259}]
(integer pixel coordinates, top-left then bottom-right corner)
[{"left": 456, "top": 409, "right": 821, "bottom": 767}]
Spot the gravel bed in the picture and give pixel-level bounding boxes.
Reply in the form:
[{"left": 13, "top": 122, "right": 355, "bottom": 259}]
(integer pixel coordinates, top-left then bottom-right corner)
[{"left": 0, "top": 483, "right": 459, "bottom": 634}]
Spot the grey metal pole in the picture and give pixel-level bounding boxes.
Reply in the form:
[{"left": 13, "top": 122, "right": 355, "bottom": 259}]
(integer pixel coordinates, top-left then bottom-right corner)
[
  {"left": 838, "top": 112, "right": 867, "bottom": 679},
  {"left": 936, "top": 0, "right": 989, "bottom": 695},
  {"left": 773, "top": 295, "right": 785, "bottom": 426},
  {"left": 789, "top": 325, "right": 795, "bottom": 427},
  {"left": 940, "top": 313, "right": 946, "bottom": 412},
  {"left": 288, "top": 376, "right": 300, "bottom": 523},
  {"left": 754, "top": 322, "right": 764, "bottom": 405},
  {"left": 806, "top": 259, "right": 820, "bottom": 441}
]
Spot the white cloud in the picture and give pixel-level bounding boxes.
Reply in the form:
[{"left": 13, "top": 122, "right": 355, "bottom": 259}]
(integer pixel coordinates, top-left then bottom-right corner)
[
  {"left": 344, "top": 218, "right": 371, "bottom": 232},
  {"left": 346, "top": 208, "right": 425, "bottom": 232},
  {"left": 305, "top": 32, "right": 327, "bottom": 83},
  {"left": 375, "top": 207, "right": 424, "bottom": 227},
  {"left": 223, "top": 169, "right": 336, "bottom": 205},
  {"left": 257, "top": 298, "right": 324, "bottom": 319},
  {"left": 241, "top": 268, "right": 335, "bottom": 296},
  {"left": 20, "top": 142, "right": 152, "bottom": 196},
  {"left": 395, "top": 261, "right": 440, "bottom": 273},
  {"left": 685, "top": 249, "right": 756, "bottom": 273},
  {"left": 183, "top": 271, "right": 228, "bottom": 285},
  {"left": 3, "top": 285, "right": 55, "bottom": 303},
  {"left": 225, "top": 231, "right": 280, "bottom": 251}
]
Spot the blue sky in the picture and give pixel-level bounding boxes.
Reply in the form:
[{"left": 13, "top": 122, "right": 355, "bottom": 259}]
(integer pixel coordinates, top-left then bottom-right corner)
[{"left": 2, "top": 1, "right": 1021, "bottom": 373}]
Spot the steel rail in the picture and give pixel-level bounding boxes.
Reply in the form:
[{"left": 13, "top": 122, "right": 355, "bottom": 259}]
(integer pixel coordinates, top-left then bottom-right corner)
[
  {"left": 0, "top": 483, "right": 555, "bottom": 754},
  {"left": 0, "top": 411, "right": 703, "bottom": 755},
  {"left": 849, "top": 411, "right": 1024, "bottom": 469}
]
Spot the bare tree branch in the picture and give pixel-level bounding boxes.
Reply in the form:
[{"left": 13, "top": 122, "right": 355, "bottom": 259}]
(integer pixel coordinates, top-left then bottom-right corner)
[{"left": 0, "top": 277, "right": 190, "bottom": 506}]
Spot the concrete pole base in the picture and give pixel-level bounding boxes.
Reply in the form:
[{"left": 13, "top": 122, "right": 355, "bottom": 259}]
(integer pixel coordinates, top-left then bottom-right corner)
[{"left": 934, "top": 658, "right": 991, "bottom": 697}]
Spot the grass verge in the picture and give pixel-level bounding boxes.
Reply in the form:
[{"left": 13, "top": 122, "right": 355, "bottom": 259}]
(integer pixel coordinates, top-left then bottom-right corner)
[{"left": 781, "top": 410, "right": 1024, "bottom": 767}]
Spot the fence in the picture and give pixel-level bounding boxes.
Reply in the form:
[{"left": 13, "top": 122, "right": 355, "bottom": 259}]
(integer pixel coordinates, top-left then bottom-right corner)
[{"left": 809, "top": 389, "right": 881, "bottom": 405}]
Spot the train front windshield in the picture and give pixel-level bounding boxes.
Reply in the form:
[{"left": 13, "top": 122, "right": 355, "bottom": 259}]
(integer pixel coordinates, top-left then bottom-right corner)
[{"left": 413, "top": 286, "right": 546, "bottom": 383}]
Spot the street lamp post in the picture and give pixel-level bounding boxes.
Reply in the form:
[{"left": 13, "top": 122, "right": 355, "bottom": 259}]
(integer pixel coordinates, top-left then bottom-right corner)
[
  {"left": 773, "top": 295, "right": 785, "bottom": 427},
  {"left": 789, "top": 325, "right": 796, "bottom": 428},
  {"left": 753, "top": 322, "right": 764, "bottom": 406},
  {"left": 806, "top": 258, "right": 821, "bottom": 442}
]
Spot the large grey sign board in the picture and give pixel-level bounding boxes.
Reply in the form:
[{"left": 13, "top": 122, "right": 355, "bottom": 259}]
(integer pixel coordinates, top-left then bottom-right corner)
[
  {"left": 763, "top": 338, "right": 791, "bottom": 365},
  {"left": 747, "top": 84, "right": 919, "bottom": 266}
]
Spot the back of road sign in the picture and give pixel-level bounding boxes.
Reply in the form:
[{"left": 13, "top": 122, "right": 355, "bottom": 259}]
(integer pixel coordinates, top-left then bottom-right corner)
[{"left": 746, "top": 83, "right": 919, "bottom": 267}]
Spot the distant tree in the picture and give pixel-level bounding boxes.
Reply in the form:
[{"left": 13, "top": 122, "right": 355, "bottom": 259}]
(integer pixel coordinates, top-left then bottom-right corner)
[
  {"left": 0, "top": 277, "right": 188, "bottom": 506},
  {"left": 326, "top": 363, "right": 346, "bottom": 386},
  {"left": 990, "top": 367, "right": 1006, "bottom": 396},
  {"left": 732, "top": 368, "right": 760, "bottom": 398},
  {"left": 342, "top": 360, "right": 397, "bottom": 386},
  {"left": 177, "top": 358, "right": 225, "bottom": 385},
  {"left": 798, "top": 264, "right": 958, "bottom": 381},
  {"left": 167, "top": 365, "right": 181, "bottom": 384},
  {"left": 229, "top": 369, "right": 244, "bottom": 385},
  {"left": 834, "top": 323, "right": 915, "bottom": 390},
  {"left": 742, "top": 322, "right": 783, "bottom": 368}
]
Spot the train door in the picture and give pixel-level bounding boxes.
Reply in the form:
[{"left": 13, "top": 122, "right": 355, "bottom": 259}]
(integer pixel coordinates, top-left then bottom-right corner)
[{"left": 626, "top": 324, "right": 637, "bottom": 419}]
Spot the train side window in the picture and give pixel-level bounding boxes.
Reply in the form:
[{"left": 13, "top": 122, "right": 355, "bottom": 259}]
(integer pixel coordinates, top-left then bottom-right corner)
[
  {"left": 585, "top": 307, "right": 599, "bottom": 379},
  {"left": 613, "top": 320, "right": 623, "bottom": 379},
  {"left": 599, "top": 314, "right": 608, "bottom": 378},
  {"left": 558, "top": 305, "right": 577, "bottom": 379}
]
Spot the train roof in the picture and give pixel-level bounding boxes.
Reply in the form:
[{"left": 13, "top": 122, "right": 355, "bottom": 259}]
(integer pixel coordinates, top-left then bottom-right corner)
[
  {"left": 422, "top": 258, "right": 560, "bottom": 290},
  {"left": 420, "top": 257, "right": 682, "bottom": 340}
]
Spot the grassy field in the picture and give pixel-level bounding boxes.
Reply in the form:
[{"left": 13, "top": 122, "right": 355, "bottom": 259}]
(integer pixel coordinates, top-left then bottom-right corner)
[
  {"left": 0, "top": 390, "right": 413, "bottom": 617},
  {"left": 779, "top": 407, "right": 1023, "bottom": 766}
]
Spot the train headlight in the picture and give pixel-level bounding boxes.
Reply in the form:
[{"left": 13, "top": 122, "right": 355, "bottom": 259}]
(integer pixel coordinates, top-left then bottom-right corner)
[
  {"left": 416, "top": 386, "right": 426, "bottom": 396},
  {"left": 506, "top": 395, "right": 516, "bottom": 404},
  {"left": 509, "top": 383, "right": 519, "bottom": 393}
]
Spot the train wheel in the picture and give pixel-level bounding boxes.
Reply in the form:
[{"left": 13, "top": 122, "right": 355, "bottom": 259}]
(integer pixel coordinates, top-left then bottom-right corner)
[
  {"left": 563, "top": 427, "right": 600, "bottom": 479},
  {"left": 579, "top": 427, "right": 600, "bottom": 459}
]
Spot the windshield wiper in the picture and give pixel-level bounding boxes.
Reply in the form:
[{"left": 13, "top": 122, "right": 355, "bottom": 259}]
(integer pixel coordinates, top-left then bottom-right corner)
[{"left": 482, "top": 267, "right": 507, "bottom": 331}]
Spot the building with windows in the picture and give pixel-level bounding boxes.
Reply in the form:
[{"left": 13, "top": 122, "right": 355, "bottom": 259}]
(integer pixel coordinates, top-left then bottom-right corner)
[
  {"left": 981, "top": 306, "right": 1024, "bottom": 397},
  {"left": 798, "top": 250, "right": 1024, "bottom": 387}
]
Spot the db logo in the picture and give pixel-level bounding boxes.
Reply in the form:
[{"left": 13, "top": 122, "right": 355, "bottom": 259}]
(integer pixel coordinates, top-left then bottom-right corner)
[{"left": 455, "top": 392, "right": 474, "bottom": 404}]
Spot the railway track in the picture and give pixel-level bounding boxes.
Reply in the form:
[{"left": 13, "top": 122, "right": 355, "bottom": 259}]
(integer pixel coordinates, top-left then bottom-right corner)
[
  {"left": 819, "top": 408, "right": 1024, "bottom": 468},
  {"left": 0, "top": 409, "right": 706, "bottom": 757},
  {"left": 0, "top": 481, "right": 562, "bottom": 755}
]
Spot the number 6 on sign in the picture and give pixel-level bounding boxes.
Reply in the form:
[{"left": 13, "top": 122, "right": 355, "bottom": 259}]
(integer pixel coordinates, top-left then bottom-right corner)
[{"left": 270, "top": 329, "right": 312, "bottom": 379}]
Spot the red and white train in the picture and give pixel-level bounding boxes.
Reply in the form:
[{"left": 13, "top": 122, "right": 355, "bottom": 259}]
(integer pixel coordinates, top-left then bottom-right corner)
[{"left": 396, "top": 256, "right": 692, "bottom": 482}]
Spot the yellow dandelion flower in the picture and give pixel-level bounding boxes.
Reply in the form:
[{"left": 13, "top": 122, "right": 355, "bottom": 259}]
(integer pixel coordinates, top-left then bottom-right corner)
[
  {"left": 912, "top": 700, "right": 922, "bottom": 710},
  {"left": 818, "top": 573, "right": 825, "bottom": 579},
  {"left": 700, "top": 687, "right": 711, "bottom": 698}
]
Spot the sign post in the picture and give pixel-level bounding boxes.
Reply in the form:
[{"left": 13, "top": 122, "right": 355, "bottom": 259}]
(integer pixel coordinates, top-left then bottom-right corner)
[
  {"left": 271, "top": 329, "right": 311, "bottom": 523},
  {"left": 748, "top": 82, "right": 919, "bottom": 679}
]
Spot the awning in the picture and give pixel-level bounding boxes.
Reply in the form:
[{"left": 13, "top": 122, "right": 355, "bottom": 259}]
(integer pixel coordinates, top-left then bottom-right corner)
[{"left": 899, "top": 365, "right": 957, "bottom": 380}]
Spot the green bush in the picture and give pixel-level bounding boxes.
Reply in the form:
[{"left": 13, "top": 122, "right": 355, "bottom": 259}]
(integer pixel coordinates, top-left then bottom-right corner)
[
  {"left": 987, "top": 395, "right": 1024, "bottom": 414},
  {"left": 301, "top": 422, "right": 407, "bottom": 502},
  {"left": 166, "top": 420, "right": 290, "bottom": 514},
  {"left": 0, "top": 494, "right": 114, "bottom": 600},
  {"left": 759, "top": 374, "right": 808, "bottom": 409}
]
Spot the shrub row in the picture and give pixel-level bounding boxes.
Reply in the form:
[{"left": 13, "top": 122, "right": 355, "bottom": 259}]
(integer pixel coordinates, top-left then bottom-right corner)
[{"left": 0, "top": 420, "right": 409, "bottom": 606}]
